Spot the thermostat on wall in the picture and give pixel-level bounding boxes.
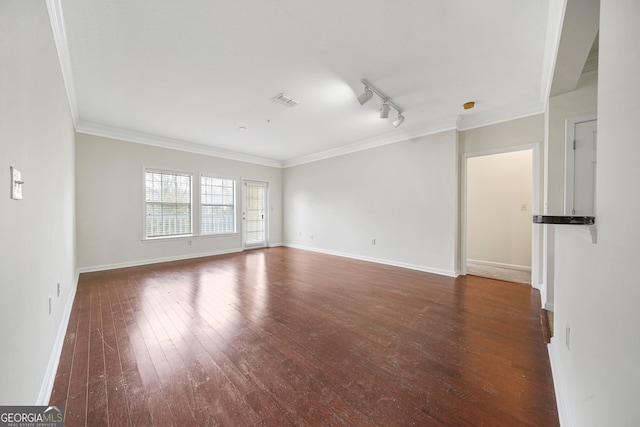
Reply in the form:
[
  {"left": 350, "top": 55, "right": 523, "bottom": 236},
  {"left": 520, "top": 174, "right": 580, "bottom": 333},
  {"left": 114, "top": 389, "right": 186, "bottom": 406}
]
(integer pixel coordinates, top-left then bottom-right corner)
[{"left": 11, "top": 166, "right": 23, "bottom": 200}]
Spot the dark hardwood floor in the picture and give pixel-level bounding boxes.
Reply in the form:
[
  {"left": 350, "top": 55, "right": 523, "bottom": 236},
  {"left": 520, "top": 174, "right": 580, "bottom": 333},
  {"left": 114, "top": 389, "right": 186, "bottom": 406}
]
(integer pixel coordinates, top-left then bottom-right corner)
[{"left": 50, "top": 247, "right": 558, "bottom": 426}]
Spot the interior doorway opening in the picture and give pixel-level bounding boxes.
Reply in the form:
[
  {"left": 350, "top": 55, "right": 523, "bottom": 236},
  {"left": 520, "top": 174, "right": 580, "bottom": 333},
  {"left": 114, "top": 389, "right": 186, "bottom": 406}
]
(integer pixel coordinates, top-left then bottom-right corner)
[{"left": 465, "top": 149, "right": 534, "bottom": 284}]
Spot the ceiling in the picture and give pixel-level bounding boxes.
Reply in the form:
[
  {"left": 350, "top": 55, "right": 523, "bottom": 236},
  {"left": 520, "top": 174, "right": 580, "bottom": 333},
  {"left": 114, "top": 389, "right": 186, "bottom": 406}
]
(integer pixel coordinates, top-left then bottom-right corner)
[{"left": 50, "top": 0, "right": 563, "bottom": 167}]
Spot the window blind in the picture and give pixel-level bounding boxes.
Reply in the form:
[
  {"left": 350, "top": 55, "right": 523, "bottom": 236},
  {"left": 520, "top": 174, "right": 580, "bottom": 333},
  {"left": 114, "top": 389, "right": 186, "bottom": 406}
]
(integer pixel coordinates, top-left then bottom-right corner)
[
  {"left": 145, "top": 171, "right": 192, "bottom": 238},
  {"left": 201, "top": 176, "right": 236, "bottom": 234}
]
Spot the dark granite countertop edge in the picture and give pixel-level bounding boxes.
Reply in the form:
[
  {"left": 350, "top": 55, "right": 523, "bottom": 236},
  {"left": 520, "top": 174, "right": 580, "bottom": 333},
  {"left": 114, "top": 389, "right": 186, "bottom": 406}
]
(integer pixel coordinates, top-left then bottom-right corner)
[{"left": 532, "top": 215, "right": 595, "bottom": 225}]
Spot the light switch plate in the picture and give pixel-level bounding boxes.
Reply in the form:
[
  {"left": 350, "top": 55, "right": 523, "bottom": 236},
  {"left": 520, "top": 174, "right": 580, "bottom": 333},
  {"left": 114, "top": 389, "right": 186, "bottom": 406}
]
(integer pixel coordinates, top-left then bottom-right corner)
[{"left": 11, "top": 166, "right": 23, "bottom": 200}]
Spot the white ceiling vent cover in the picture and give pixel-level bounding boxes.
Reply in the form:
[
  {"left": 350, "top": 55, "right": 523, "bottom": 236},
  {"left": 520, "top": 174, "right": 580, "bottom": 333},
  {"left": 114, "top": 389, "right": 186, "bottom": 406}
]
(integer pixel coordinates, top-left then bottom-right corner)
[{"left": 272, "top": 93, "right": 301, "bottom": 107}]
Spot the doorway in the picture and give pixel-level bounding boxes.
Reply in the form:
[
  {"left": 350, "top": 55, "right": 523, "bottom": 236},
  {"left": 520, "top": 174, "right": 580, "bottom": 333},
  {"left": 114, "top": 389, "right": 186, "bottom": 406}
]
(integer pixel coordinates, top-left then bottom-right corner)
[
  {"left": 565, "top": 116, "right": 597, "bottom": 216},
  {"left": 464, "top": 148, "right": 535, "bottom": 284},
  {"left": 243, "top": 180, "right": 268, "bottom": 249}
]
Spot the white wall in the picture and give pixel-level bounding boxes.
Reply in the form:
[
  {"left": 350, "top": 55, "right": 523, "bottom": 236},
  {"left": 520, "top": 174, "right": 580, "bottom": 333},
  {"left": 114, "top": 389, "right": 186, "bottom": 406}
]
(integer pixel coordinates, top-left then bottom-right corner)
[
  {"left": 550, "top": 0, "right": 640, "bottom": 425},
  {"left": 460, "top": 115, "right": 544, "bottom": 154},
  {"left": 544, "top": 69, "right": 598, "bottom": 312},
  {"left": 459, "top": 114, "right": 544, "bottom": 284},
  {"left": 0, "top": 1, "right": 76, "bottom": 404},
  {"left": 547, "top": 73, "right": 598, "bottom": 214},
  {"left": 467, "top": 150, "right": 533, "bottom": 269},
  {"left": 283, "top": 130, "right": 459, "bottom": 276},
  {"left": 76, "top": 133, "right": 283, "bottom": 270}
]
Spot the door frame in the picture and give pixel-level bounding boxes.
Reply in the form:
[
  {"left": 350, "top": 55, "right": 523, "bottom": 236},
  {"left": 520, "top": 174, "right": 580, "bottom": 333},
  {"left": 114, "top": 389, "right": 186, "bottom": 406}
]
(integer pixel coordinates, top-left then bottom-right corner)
[
  {"left": 460, "top": 143, "right": 541, "bottom": 289},
  {"left": 242, "top": 179, "right": 269, "bottom": 249},
  {"left": 564, "top": 114, "right": 597, "bottom": 215}
]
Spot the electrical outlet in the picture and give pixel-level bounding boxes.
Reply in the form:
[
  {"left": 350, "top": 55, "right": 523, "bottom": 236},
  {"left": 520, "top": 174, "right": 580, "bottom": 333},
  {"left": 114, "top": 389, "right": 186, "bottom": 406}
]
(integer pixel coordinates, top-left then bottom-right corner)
[
  {"left": 371, "top": 238, "right": 376, "bottom": 245},
  {"left": 57, "top": 283, "right": 60, "bottom": 297},
  {"left": 565, "top": 323, "right": 571, "bottom": 349},
  {"left": 188, "top": 240, "right": 192, "bottom": 246}
]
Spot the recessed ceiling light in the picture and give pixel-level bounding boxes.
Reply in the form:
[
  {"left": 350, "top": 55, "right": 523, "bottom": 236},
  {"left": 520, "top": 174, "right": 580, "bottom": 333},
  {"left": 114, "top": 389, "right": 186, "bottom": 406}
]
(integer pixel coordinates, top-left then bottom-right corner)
[{"left": 463, "top": 101, "right": 475, "bottom": 110}]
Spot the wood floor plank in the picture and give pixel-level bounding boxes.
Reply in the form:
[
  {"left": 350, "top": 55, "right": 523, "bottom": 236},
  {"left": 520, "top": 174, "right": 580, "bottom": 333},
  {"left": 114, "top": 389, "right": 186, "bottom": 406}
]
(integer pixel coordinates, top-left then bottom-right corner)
[
  {"left": 86, "top": 287, "right": 108, "bottom": 426},
  {"left": 62, "top": 293, "right": 91, "bottom": 426},
  {"left": 110, "top": 296, "right": 154, "bottom": 427},
  {"left": 50, "top": 247, "right": 559, "bottom": 426},
  {"left": 101, "top": 283, "right": 132, "bottom": 427},
  {"left": 49, "top": 291, "right": 82, "bottom": 406}
]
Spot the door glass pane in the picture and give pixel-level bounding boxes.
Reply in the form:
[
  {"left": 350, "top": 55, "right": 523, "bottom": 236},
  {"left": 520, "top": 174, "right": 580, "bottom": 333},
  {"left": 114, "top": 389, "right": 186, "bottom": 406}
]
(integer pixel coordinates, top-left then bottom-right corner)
[{"left": 245, "top": 183, "right": 265, "bottom": 245}]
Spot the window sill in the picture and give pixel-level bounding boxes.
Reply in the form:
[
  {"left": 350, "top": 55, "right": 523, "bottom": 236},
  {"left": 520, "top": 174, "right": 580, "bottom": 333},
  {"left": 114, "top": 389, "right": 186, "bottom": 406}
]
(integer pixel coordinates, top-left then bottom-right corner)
[{"left": 142, "top": 233, "right": 238, "bottom": 243}]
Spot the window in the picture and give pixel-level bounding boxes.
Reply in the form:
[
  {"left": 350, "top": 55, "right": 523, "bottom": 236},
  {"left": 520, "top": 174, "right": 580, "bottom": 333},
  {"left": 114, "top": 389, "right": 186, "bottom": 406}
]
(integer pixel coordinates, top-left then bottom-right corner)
[
  {"left": 145, "top": 170, "right": 192, "bottom": 238},
  {"left": 201, "top": 176, "right": 236, "bottom": 234}
]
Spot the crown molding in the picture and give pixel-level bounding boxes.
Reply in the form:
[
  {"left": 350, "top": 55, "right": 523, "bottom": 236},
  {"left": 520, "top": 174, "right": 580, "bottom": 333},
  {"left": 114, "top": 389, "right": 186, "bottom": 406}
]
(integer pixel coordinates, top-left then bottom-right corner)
[
  {"left": 456, "top": 101, "right": 546, "bottom": 131},
  {"left": 78, "top": 104, "right": 544, "bottom": 171},
  {"left": 46, "top": 0, "right": 79, "bottom": 128},
  {"left": 540, "top": 0, "right": 568, "bottom": 103},
  {"left": 76, "top": 122, "right": 284, "bottom": 168},
  {"left": 46, "top": 0, "right": 551, "bottom": 170},
  {"left": 283, "top": 101, "right": 546, "bottom": 168},
  {"left": 46, "top": 0, "right": 281, "bottom": 169},
  {"left": 282, "top": 119, "right": 457, "bottom": 168}
]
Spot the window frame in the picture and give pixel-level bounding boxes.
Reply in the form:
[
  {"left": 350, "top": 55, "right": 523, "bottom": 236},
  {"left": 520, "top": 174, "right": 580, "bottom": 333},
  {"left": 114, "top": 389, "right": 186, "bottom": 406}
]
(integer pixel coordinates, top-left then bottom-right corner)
[
  {"left": 143, "top": 168, "right": 194, "bottom": 240},
  {"left": 200, "top": 174, "right": 237, "bottom": 236},
  {"left": 142, "top": 168, "right": 240, "bottom": 241}
]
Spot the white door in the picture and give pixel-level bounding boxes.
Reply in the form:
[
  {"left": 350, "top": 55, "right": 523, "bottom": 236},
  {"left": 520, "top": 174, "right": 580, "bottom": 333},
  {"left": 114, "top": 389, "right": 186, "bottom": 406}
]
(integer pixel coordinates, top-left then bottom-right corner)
[
  {"left": 567, "top": 118, "right": 597, "bottom": 215},
  {"left": 243, "top": 180, "right": 268, "bottom": 248}
]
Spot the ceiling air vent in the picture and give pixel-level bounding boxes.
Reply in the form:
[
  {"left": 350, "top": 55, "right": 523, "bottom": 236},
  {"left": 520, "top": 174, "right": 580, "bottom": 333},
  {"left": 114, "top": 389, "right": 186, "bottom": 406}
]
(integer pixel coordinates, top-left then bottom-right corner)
[{"left": 272, "top": 93, "right": 300, "bottom": 107}]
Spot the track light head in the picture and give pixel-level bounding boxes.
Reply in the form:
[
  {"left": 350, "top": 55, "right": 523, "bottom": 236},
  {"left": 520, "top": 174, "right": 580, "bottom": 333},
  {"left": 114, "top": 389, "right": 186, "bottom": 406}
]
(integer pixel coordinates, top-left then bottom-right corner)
[
  {"left": 392, "top": 113, "right": 405, "bottom": 128},
  {"left": 358, "top": 87, "right": 373, "bottom": 105},
  {"left": 357, "top": 79, "right": 406, "bottom": 127},
  {"left": 379, "top": 101, "right": 390, "bottom": 118}
]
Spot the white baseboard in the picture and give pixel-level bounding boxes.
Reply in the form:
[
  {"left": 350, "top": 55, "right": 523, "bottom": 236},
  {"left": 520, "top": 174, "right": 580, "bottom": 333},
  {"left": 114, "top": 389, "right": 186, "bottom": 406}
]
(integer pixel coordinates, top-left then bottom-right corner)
[
  {"left": 535, "top": 279, "right": 546, "bottom": 301},
  {"left": 77, "top": 248, "right": 244, "bottom": 274},
  {"left": 36, "top": 270, "right": 79, "bottom": 405},
  {"left": 467, "top": 258, "right": 532, "bottom": 272},
  {"left": 532, "top": 279, "right": 544, "bottom": 292},
  {"left": 548, "top": 338, "right": 572, "bottom": 427},
  {"left": 285, "top": 244, "right": 457, "bottom": 277}
]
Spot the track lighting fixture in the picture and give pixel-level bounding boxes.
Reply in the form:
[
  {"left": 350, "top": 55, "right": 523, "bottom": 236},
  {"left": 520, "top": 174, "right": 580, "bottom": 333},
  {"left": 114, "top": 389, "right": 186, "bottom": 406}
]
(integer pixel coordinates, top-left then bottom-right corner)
[
  {"left": 392, "top": 113, "right": 405, "bottom": 128},
  {"left": 357, "top": 79, "right": 405, "bottom": 127},
  {"left": 380, "top": 100, "right": 390, "bottom": 119},
  {"left": 358, "top": 87, "right": 373, "bottom": 105}
]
